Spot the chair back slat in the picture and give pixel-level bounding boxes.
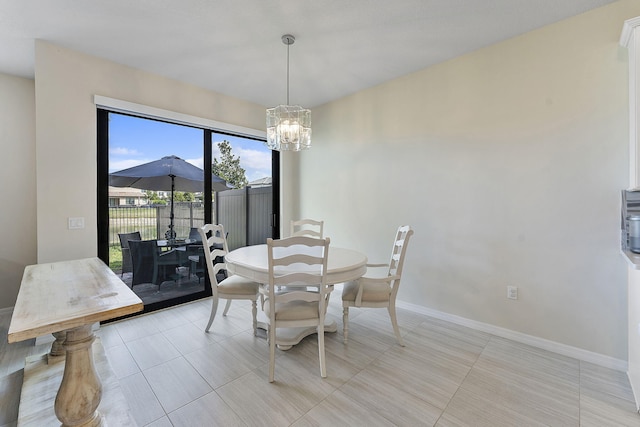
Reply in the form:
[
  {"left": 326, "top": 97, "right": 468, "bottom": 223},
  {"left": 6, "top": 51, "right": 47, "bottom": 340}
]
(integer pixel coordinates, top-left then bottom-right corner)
[
  {"left": 198, "top": 224, "right": 230, "bottom": 291},
  {"left": 290, "top": 218, "right": 324, "bottom": 238}
]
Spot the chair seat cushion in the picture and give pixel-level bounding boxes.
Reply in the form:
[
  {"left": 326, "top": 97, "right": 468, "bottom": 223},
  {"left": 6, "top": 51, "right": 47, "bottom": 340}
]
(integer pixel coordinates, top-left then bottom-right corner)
[
  {"left": 341, "top": 280, "right": 390, "bottom": 303},
  {"left": 218, "top": 275, "right": 259, "bottom": 296},
  {"left": 264, "top": 300, "right": 319, "bottom": 321}
]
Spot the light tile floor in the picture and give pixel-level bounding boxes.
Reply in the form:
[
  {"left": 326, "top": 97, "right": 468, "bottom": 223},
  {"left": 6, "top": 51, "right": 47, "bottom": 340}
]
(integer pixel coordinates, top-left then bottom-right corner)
[{"left": 2, "top": 289, "right": 640, "bottom": 426}]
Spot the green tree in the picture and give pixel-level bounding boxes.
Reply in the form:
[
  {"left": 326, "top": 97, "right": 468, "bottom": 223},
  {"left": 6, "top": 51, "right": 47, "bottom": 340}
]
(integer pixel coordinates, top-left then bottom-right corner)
[
  {"left": 173, "top": 191, "right": 194, "bottom": 202},
  {"left": 213, "top": 140, "right": 248, "bottom": 189},
  {"left": 144, "top": 190, "right": 166, "bottom": 205}
]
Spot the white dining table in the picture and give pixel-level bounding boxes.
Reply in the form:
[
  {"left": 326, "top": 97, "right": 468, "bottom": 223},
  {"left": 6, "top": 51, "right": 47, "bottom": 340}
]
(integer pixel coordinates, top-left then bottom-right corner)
[{"left": 225, "top": 244, "right": 367, "bottom": 349}]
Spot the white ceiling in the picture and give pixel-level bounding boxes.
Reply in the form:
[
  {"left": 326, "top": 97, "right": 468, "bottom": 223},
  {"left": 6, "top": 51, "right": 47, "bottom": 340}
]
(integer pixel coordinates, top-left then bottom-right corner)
[{"left": 0, "top": 0, "right": 618, "bottom": 108}]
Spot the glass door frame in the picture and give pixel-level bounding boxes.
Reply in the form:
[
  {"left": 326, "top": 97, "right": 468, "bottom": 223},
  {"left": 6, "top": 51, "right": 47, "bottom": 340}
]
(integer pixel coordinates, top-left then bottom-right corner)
[{"left": 96, "top": 104, "right": 278, "bottom": 316}]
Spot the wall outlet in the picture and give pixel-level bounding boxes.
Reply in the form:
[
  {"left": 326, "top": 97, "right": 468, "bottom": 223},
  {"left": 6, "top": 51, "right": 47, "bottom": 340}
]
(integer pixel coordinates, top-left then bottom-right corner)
[{"left": 507, "top": 286, "right": 518, "bottom": 300}]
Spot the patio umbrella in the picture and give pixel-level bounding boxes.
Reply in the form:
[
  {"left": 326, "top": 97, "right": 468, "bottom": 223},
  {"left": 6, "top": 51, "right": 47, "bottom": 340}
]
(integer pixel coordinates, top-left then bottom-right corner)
[{"left": 109, "top": 155, "right": 228, "bottom": 239}]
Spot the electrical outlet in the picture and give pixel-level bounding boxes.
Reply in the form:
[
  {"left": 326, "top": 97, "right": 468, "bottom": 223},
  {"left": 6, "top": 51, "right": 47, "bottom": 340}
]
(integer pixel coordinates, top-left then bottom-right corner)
[{"left": 507, "top": 286, "right": 518, "bottom": 300}]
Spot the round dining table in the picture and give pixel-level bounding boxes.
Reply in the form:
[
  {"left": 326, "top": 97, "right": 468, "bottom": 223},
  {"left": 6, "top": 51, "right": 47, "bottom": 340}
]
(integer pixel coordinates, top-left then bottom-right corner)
[{"left": 225, "top": 244, "right": 368, "bottom": 349}]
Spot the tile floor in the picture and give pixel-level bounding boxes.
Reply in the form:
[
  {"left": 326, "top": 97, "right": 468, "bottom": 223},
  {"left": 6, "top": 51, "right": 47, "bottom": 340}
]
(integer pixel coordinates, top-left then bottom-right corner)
[{"left": 2, "top": 288, "right": 640, "bottom": 426}]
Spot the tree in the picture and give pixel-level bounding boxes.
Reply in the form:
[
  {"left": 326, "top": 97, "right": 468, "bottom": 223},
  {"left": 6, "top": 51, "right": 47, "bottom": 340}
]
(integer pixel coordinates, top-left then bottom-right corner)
[
  {"left": 144, "top": 190, "right": 166, "bottom": 205},
  {"left": 172, "top": 191, "right": 194, "bottom": 202},
  {"left": 213, "top": 140, "right": 248, "bottom": 189}
]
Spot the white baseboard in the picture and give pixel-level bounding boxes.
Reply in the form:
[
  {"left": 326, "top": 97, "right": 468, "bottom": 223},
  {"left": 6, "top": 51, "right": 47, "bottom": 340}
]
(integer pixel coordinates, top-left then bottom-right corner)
[{"left": 396, "top": 300, "right": 627, "bottom": 372}]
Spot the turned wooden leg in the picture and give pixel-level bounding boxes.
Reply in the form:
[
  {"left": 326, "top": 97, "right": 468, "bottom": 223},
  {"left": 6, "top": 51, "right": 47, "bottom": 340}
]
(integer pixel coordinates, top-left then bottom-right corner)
[
  {"left": 54, "top": 324, "right": 104, "bottom": 427},
  {"left": 50, "top": 331, "right": 67, "bottom": 357}
]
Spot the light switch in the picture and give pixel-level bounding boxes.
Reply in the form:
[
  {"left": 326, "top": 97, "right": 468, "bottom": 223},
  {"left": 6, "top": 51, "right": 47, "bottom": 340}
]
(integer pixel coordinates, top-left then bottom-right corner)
[{"left": 68, "top": 217, "right": 85, "bottom": 229}]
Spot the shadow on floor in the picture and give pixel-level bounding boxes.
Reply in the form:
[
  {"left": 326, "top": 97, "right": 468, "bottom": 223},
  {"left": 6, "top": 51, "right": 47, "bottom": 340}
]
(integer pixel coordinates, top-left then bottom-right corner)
[{"left": 118, "top": 271, "right": 206, "bottom": 306}]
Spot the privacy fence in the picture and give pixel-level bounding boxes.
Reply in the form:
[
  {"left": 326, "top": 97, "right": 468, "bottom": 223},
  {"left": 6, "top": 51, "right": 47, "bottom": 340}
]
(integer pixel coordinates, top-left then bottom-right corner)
[{"left": 109, "top": 186, "right": 273, "bottom": 252}]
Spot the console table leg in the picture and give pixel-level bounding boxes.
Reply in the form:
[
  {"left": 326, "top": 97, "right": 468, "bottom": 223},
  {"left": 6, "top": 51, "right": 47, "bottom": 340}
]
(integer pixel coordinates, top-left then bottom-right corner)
[
  {"left": 54, "top": 324, "right": 104, "bottom": 427},
  {"left": 50, "top": 331, "right": 67, "bottom": 357}
]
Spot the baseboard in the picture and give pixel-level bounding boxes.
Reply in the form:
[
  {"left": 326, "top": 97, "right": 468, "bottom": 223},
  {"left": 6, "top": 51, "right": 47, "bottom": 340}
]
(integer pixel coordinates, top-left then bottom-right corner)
[{"left": 396, "top": 300, "right": 628, "bottom": 372}]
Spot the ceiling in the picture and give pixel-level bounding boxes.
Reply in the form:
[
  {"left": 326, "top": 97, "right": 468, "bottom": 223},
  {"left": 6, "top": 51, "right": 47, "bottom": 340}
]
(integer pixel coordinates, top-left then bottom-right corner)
[{"left": 0, "top": 0, "right": 618, "bottom": 108}]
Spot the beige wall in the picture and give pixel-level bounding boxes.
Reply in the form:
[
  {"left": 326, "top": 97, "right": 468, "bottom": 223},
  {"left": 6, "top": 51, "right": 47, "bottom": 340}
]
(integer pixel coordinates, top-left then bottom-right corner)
[
  {"left": 299, "top": 0, "right": 640, "bottom": 362},
  {"left": 0, "top": 74, "right": 36, "bottom": 308},
  {"left": 33, "top": 41, "right": 267, "bottom": 264}
]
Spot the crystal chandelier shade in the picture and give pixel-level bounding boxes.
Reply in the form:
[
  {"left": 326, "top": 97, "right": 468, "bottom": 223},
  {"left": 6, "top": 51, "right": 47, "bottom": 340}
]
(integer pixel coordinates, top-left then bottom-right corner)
[
  {"left": 266, "top": 105, "right": 311, "bottom": 151},
  {"left": 265, "top": 34, "right": 311, "bottom": 151}
]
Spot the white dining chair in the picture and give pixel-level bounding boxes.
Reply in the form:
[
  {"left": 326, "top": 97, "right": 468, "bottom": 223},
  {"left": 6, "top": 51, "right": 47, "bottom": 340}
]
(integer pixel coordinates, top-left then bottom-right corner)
[
  {"left": 290, "top": 218, "right": 324, "bottom": 238},
  {"left": 199, "top": 224, "right": 259, "bottom": 335},
  {"left": 342, "top": 225, "right": 414, "bottom": 346},
  {"left": 263, "top": 235, "right": 331, "bottom": 382}
]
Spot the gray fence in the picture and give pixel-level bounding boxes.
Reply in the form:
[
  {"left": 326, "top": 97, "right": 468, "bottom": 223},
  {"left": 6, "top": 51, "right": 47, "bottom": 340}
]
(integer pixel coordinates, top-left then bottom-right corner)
[
  {"left": 109, "top": 187, "right": 272, "bottom": 251},
  {"left": 217, "top": 186, "right": 273, "bottom": 251}
]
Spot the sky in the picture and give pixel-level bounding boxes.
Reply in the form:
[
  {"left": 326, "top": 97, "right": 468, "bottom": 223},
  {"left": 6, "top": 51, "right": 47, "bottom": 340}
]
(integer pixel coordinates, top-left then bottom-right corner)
[{"left": 108, "top": 112, "right": 272, "bottom": 183}]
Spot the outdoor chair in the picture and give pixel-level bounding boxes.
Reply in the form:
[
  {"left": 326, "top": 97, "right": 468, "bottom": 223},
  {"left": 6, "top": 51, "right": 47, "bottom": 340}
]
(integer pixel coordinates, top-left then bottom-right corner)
[
  {"left": 186, "top": 227, "right": 205, "bottom": 282},
  {"left": 262, "top": 235, "right": 331, "bottom": 382},
  {"left": 118, "top": 231, "right": 141, "bottom": 277},
  {"left": 129, "top": 239, "right": 187, "bottom": 291},
  {"left": 342, "top": 225, "right": 414, "bottom": 346},
  {"left": 199, "top": 224, "right": 259, "bottom": 334}
]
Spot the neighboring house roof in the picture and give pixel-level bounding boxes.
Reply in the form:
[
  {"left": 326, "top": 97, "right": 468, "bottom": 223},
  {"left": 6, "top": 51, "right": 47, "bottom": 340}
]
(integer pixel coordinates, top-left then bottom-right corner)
[
  {"left": 248, "top": 177, "right": 272, "bottom": 188},
  {"left": 108, "top": 186, "right": 147, "bottom": 198}
]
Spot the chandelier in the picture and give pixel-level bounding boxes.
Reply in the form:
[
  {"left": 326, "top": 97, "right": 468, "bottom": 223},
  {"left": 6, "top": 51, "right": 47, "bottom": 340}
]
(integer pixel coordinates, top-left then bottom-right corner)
[{"left": 266, "top": 34, "right": 311, "bottom": 151}]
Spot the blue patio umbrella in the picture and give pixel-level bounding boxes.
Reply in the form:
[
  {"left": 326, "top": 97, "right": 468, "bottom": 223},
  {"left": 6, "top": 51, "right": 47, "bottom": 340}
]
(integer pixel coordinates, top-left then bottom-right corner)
[{"left": 109, "top": 155, "right": 228, "bottom": 239}]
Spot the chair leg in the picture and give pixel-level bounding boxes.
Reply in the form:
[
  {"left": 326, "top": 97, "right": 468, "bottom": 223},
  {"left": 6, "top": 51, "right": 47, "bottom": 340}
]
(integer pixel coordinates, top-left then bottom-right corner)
[
  {"left": 222, "top": 299, "right": 232, "bottom": 316},
  {"left": 318, "top": 320, "right": 326, "bottom": 378},
  {"left": 342, "top": 306, "right": 349, "bottom": 344},
  {"left": 251, "top": 299, "right": 257, "bottom": 336},
  {"left": 205, "top": 296, "right": 219, "bottom": 332},
  {"left": 388, "top": 304, "right": 405, "bottom": 346},
  {"left": 268, "top": 325, "right": 276, "bottom": 383}
]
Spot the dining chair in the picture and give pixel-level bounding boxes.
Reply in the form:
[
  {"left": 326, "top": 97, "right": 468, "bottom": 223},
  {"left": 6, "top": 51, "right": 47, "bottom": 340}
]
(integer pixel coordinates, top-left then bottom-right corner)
[
  {"left": 290, "top": 218, "right": 324, "bottom": 238},
  {"left": 263, "top": 235, "right": 331, "bottom": 382},
  {"left": 341, "top": 225, "right": 414, "bottom": 346},
  {"left": 198, "top": 224, "right": 259, "bottom": 334},
  {"left": 118, "top": 231, "right": 141, "bottom": 277}
]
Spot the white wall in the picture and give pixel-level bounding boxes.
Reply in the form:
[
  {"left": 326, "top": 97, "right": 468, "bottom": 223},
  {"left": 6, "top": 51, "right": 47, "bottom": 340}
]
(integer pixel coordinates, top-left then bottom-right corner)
[
  {"left": 298, "top": 0, "right": 640, "bottom": 362},
  {"left": 33, "top": 41, "right": 267, "bottom": 264},
  {"left": 0, "top": 74, "right": 36, "bottom": 309}
]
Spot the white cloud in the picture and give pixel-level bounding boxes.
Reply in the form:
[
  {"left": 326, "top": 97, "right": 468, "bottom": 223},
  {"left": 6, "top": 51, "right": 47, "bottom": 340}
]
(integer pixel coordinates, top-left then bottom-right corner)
[
  {"left": 110, "top": 147, "right": 140, "bottom": 156},
  {"left": 109, "top": 158, "right": 154, "bottom": 172},
  {"left": 237, "top": 148, "right": 271, "bottom": 182},
  {"left": 237, "top": 147, "right": 271, "bottom": 170},
  {"left": 185, "top": 157, "right": 204, "bottom": 169}
]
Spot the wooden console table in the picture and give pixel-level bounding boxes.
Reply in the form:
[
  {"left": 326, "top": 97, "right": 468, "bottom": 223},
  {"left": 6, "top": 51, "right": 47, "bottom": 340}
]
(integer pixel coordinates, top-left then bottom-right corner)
[{"left": 8, "top": 257, "right": 143, "bottom": 427}]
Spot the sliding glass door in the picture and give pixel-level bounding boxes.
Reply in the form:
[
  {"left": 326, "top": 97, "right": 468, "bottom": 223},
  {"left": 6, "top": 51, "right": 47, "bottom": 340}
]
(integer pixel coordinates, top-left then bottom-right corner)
[{"left": 97, "top": 110, "right": 276, "bottom": 315}]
